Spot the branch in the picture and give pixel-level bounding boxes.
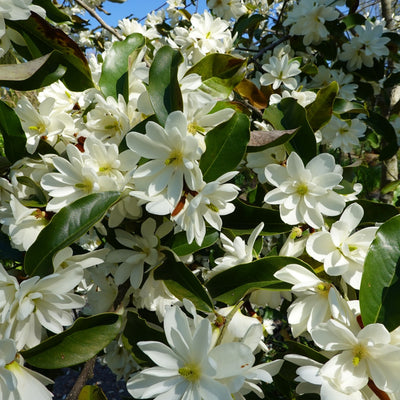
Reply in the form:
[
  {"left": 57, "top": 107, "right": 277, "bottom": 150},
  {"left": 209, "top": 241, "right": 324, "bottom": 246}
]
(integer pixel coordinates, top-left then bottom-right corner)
[
  {"left": 74, "top": 0, "right": 123, "bottom": 41},
  {"left": 65, "top": 356, "right": 97, "bottom": 400},
  {"left": 250, "top": 35, "right": 290, "bottom": 64}
]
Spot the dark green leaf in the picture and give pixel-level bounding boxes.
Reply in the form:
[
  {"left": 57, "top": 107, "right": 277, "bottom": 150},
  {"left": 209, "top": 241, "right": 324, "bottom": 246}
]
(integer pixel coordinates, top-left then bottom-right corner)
[
  {"left": 186, "top": 53, "right": 246, "bottom": 98},
  {"left": 222, "top": 199, "right": 292, "bottom": 235},
  {"left": 8, "top": 13, "right": 93, "bottom": 91},
  {"left": 148, "top": 46, "right": 183, "bottom": 126},
  {"left": 99, "top": 34, "right": 145, "bottom": 100},
  {"left": 168, "top": 229, "right": 219, "bottom": 256},
  {"left": 0, "top": 51, "right": 66, "bottom": 90},
  {"left": 21, "top": 313, "right": 121, "bottom": 369},
  {"left": 124, "top": 310, "right": 166, "bottom": 364},
  {"left": 333, "top": 98, "right": 367, "bottom": 115},
  {"left": 17, "top": 176, "right": 47, "bottom": 207},
  {"left": 154, "top": 252, "right": 214, "bottom": 312},
  {"left": 200, "top": 113, "right": 250, "bottom": 182},
  {"left": 285, "top": 340, "right": 329, "bottom": 364},
  {"left": 384, "top": 72, "right": 400, "bottom": 89},
  {"left": 356, "top": 200, "right": 398, "bottom": 225},
  {"left": 247, "top": 128, "right": 297, "bottom": 152},
  {"left": 0, "top": 100, "right": 28, "bottom": 163},
  {"left": 233, "top": 14, "right": 265, "bottom": 37},
  {"left": 341, "top": 13, "right": 365, "bottom": 29},
  {"left": 24, "top": 192, "right": 120, "bottom": 277},
  {"left": 0, "top": 231, "right": 24, "bottom": 262},
  {"left": 263, "top": 98, "right": 316, "bottom": 163},
  {"left": 206, "top": 256, "right": 310, "bottom": 305},
  {"left": 32, "top": 0, "right": 71, "bottom": 22},
  {"left": 360, "top": 215, "right": 400, "bottom": 331},
  {"left": 365, "top": 112, "right": 398, "bottom": 160},
  {"left": 306, "top": 81, "right": 339, "bottom": 131}
]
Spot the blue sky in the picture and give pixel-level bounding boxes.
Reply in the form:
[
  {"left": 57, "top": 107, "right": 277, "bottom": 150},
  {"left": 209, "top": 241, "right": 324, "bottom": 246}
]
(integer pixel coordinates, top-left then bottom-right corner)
[{"left": 88, "top": 0, "right": 207, "bottom": 27}]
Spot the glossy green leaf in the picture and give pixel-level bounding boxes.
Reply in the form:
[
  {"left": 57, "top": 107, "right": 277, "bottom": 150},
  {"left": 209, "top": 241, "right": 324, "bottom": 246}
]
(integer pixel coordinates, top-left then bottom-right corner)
[
  {"left": 24, "top": 192, "right": 120, "bottom": 277},
  {"left": 356, "top": 200, "right": 398, "bottom": 225},
  {"left": 154, "top": 252, "right": 214, "bottom": 312},
  {"left": 0, "top": 231, "right": 23, "bottom": 262},
  {"left": 124, "top": 310, "right": 166, "bottom": 364},
  {"left": 285, "top": 341, "right": 329, "bottom": 364},
  {"left": 7, "top": 13, "right": 93, "bottom": 91},
  {"left": 333, "top": 98, "right": 367, "bottom": 115},
  {"left": 0, "top": 100, "right": 28, "bottom": 163},
  {"left": 78, "top": 386, "right": 107, "bottom": 400},
  {"left": 168, "top": 229, "right": 219, "bottom": 256},
  {"left": 233, "top": 13, "right": 265, "bottom": 37},
  {"left": 186, "top": 53, "right": 246, "bottom": 98},
  {"left": 200, "top": 113, "right": 250, "bottom": 182},
  {"left": 222, "top": 199, "right": 291, "bottom": 235},
  {"left": 263, "top": 98, "right": 316, "bottom": 163},
  {"left": 33, "top": 0, "right": 71, "bottom": 22},
  {"left": 148, "top": 46, "right": 183, "bottom": 126},
  {"left": 365, "top": 112, "right": 398, "bottom": 160},
  {"left": 341, "top": 13, "right": 365, "bottom": 29},
  {"left": 247, "top": 128, "right": 297, "bottom": 153},
  {"left": 21, "top": 313, "right": 121, "bottom": 369},
  {"left": 306, "top": 81, "right": 339, "bottom": 131},
  {"left": 99, "top": 33, "right": 145, "bottom": 100},
  {"left": 360, "top": 215, "right": 400, "bottom": 331},
  {"left": 17, "top": 176, "right": 47, "bottom": 207},
  {"left": 0, "top": 51, "right": 66, "bottom": 90},
  {"left": 206, "top": 256, "right": 311, "bottom": 305}
]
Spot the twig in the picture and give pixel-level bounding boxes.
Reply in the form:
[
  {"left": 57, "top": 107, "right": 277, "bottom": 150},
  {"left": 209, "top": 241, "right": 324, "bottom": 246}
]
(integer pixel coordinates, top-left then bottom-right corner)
[
  {"left": 65, "top": 356, "right": 97, "bottom": 400},
  {"left": 74, "top": 0, "right": 123, "bottom": 41}
]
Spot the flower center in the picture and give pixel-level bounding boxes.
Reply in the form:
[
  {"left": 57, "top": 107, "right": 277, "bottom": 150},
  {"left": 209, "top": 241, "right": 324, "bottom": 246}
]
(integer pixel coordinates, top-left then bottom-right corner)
[
  {"left": 315, "top": 282, "right": 331, "bottom": 296},
  {"left": 206, "top": 203, "right": 219, "bottom": 212},
  {"left": 296, "top": 183, "right": 309, "bottom": 195},
  {"left": 165, "top": 150, "right": 183, "bottom": 166},
  {"left": 352, "top": 344, "right": 368, "bottom": 366},
  {"left": 179, "top": 363, "right": 201, "bottom": 382}
]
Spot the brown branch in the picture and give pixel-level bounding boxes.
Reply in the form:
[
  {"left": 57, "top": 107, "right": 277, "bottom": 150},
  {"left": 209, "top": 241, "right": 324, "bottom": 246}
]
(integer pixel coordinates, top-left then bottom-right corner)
[
  {"left": 368, "top": 379, "right": 391, "bottom": 400},
  {"left": 65, "top": 356, "right": 97, "bottom": 400},
  {"left": 74, "top": 0, "right": 123, "bottom": 41}
]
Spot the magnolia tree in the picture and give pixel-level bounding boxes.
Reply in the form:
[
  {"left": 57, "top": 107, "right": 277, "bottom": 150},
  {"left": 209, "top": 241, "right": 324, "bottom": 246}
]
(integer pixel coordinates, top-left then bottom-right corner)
[{"left": 0, "top": 0, "right": 399, "bottom": 399}]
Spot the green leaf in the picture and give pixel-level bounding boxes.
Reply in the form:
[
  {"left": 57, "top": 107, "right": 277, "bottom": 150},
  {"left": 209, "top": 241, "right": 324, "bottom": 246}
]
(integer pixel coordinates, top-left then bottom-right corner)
[
  {"left": 333, "top": 98, "right": 367, "bottom": 115},
  {"left": 365, "top": 112, "right": 398, "bottom": 160},
  {"left": 0, "top": 100, "right": 28, "bottom": 163},
  {"left": 206, "top": 256, "right": 311, "bottom": 305},
  {"left": 17, "top": 176, "right": 48, "bottom": 207},
  {"left": 154, "top": 252, "right": 214, "bottom": 312},
  {"left": 148, "top": 46, "right": 183, "bottom": 126},
  {"left": 360, "top": 215, "right": 400, "bottom": 331},
  {"left": 285, "top": 341, "right": 329, "bottom": 364},
  {"left": 186, "top": 53, "right": 246, "bottom": 98},
  {"left": 341, "top": 13, "right": 365, "bottom": 29},
  {"left": 233, "top": 13, "right": 265, "bottom": 37},
  {"left": 24, "top": 192, "right": 120, "bottom": 277},
  {"left": 222, "top": 199, "right": 292, "bottom": 235},
  {"left": 306, "top": 81, "right": 339, "bottom": 131},
  {"left": 32, "top": 0, "right": 71, "bottom": 22},
  {"left": 168, "top": 229, "right": 219, "bottom": 256},
  {"left": 21, "top": 313, "right": 121, "bottom": 369},
  {"left": 78, "top": 386, "right": 107, "bottom": 400},
  {"left": 0, "top": 231, "right": 24, "bottom": 262},
  {"left": 384, "top": 72, "right": 400, "bottom": 89},
  {"left": 263, "top": 98, "right": 316, "bottom": 163},
  {"left": 124, "top": 310, "right": 166, "bottom": 363},
  {"left": 0, "top": 51, "right": 66, "bottom": 90},
  {"left": 99, "top": 34, "right": 145, "bottom": 100},
  {"left": 200, "top": 113, "right": 250, "bottom": 182},
  {"left": 356, "top": 200, "right": 399, "bottom": 225},
  {"left": 7, "top": 13, "right": 93, "bottom": 91}
]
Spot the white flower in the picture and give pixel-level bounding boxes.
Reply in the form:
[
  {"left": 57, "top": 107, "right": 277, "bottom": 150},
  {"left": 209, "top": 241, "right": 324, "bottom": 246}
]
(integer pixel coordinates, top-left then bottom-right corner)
[
  {"left": 306, "top": 203, "right": 377, "bottom": 289},
  {"left": 320, "top": 116, "right": 366, "bottom": 153},
  {"left": 269, "top": 89, "right": 317, "bottom": 108},
  {"left": 206, "top": 222, "right": 264, "bottom": 278},
  {"left": 260, "top": 54, "right": 301, "bottom": 90},
  {"left": 172, "top": 171, "right": 239, "bottom": 246},
  {"left": 2, "top": 266, "right": 84, "bottom": 350},
  {"left": 283, "top": 0, "right": 339, "bottom": 45},
  {"left": 207, "top": 0, "right": 248, "bottom": 20},
  {"left": 0, "top": 338, "right": 53, "bottom": 400},
  {"left": 264, "top": 152, "right": 346, "bottom": 228},
  {"left": 311, "top": 319, "right": 400, "bottom": 394},
  {"left": 127, "top": 303, "right": 256, "bottom": 400},
  {"left": 273, "top": 263, "right": 342, "bottom": 337},
  {"left": 127, "top": 111, "right": 204, "bottom": 208}
]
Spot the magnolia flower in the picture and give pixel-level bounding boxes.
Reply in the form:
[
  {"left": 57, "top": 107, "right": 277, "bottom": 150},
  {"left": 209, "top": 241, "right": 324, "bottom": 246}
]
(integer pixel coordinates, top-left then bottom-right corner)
[
  {"left": 0, "top": 338, "right": 53, "bottom": 400},
  {"left": 311, "top": 319, "right": 400, "bottom": 394},
  {"left": 260, "top": 54, "right": 301, "bottom": 90},
  {"left": 320, "top": 116, "right": 366, "bottom": 153},
  {"left": 273, "top": 263, "right": 343, "bottom": 337},
  {"left": 127, "top": 303, "right": 257, "bottom": 400},
  {"left": 207, "top": 0, "right": 247, "bottom": 20},
  {"left": 306, "top": 203, "right": 378, "bottom": 289},
  {"left": 127, "top": 111, "right": 204, "bottom": 208},
  {"left": 264, "top": 152, "right": 346, "bottom": 228}
]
